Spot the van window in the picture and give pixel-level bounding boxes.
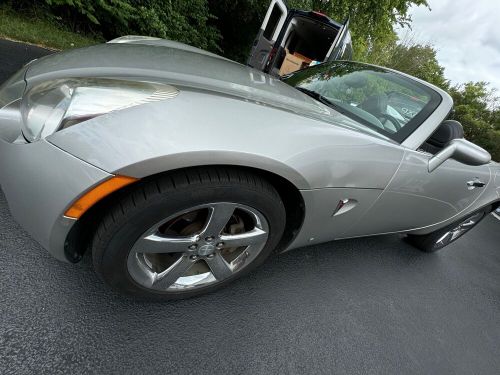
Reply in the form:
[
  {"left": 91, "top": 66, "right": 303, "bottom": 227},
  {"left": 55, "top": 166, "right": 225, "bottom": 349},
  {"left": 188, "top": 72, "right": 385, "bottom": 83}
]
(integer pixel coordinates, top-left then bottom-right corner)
[{"left": 263, "top": 4, "right": 283, "bottom": 40}]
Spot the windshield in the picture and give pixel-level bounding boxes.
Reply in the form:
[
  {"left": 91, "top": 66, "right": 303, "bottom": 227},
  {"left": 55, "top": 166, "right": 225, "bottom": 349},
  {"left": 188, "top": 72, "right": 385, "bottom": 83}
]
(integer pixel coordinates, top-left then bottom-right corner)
[{"left": 283, "top": 61, "right": 442, "bottom": 143}]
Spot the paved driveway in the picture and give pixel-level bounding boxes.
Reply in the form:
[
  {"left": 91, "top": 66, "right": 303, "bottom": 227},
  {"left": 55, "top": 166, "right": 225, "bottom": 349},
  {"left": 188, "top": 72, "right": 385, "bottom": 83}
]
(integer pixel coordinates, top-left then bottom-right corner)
[{"left": 1, "top": 38, "right": 499, "bottom": 374}]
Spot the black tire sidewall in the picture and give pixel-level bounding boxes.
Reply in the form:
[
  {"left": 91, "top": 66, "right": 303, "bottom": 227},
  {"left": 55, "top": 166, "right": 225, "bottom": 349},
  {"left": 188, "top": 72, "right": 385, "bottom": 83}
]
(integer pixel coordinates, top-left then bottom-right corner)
[
  {"left": 409, "top": 207, "right": 490, "bottom": 252},
  {"left": 93, "top": 183, "right": 285, "bottom": 299}
]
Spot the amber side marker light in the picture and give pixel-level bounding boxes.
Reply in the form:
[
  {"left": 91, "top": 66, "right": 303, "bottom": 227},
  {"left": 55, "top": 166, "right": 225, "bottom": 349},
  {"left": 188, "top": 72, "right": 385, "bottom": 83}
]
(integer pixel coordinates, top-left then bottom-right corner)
[{"left": 64, "top": 175, "right": 139, "bottom": 219}]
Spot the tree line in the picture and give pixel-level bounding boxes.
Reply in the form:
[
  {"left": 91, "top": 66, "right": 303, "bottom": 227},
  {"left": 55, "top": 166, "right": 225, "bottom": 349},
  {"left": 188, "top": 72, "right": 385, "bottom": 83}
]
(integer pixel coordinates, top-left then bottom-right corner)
[
  {"left": 6, "top": 0, "right": 500, "bottom": 159},
  {"left": 363, "top": 37, "right": 500, "bottom": 160}
]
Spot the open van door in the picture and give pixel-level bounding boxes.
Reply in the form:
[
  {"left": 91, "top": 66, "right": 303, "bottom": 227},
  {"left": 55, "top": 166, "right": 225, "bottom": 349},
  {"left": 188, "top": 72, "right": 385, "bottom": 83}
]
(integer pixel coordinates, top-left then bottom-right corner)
[
  {"left": 247, "top": 0, "right": 288, "bottom": 70},
  {"left": 326, "top": 17, "right": 352, "bottom": 61}
]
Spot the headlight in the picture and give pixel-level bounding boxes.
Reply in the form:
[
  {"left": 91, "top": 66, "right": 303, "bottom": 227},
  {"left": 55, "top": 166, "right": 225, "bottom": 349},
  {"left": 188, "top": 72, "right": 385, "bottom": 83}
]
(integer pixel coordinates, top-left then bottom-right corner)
[{"left": 20, "top": 78, "right": 178, "bottom": 142}]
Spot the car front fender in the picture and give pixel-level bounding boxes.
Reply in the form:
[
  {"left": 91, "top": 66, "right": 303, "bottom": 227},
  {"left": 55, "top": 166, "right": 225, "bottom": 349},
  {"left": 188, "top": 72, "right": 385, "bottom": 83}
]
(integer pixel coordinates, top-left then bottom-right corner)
[{"left": 48, "top": 89, "right": 404, "bottom": 191}]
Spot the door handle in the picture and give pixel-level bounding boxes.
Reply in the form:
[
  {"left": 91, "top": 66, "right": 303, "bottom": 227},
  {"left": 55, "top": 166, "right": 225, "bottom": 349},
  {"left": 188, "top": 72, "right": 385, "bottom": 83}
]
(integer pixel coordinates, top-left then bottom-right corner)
[{"left": 467, "top": 178, "right": 486, "bottom": 190}]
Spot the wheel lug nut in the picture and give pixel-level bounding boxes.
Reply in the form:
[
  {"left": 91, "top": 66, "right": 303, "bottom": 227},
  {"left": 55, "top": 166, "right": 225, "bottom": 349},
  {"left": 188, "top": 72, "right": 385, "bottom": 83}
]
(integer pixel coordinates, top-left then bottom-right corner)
[
  {"left": 205, "top": 236, "right": 214, "bottom": 242},
  {"left": 189, "top": 255, "right": 198, "bottom": 261},
  {"left": 216, "top": 242, "right": 224, "bottom": 249},
  {"left": 188, "top": 244, "right": 197, "bottom": 250}
]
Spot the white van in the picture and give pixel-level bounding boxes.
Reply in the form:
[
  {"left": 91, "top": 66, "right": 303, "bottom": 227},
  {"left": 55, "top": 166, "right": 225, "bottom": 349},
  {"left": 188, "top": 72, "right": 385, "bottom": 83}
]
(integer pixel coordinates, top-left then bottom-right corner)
[{"left": 247, "top": 0, "right": 353, "bottom": 76}]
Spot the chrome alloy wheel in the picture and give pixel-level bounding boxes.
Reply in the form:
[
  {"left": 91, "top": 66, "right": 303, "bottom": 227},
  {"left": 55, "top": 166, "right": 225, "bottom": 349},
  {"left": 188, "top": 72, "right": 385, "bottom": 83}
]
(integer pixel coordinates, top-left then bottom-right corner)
[
  {"left": 127, "top": 202, "right": 269, "bottom": 291},
  {"left": 435, "top": 212, "right": 483, "bottom": 247}
]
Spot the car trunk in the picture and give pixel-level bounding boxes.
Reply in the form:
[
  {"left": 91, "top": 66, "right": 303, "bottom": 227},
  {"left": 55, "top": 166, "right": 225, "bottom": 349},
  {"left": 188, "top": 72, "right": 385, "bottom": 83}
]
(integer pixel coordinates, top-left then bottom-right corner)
[{"left": 269, "top": 15, "right": 339, "bottom": 76}]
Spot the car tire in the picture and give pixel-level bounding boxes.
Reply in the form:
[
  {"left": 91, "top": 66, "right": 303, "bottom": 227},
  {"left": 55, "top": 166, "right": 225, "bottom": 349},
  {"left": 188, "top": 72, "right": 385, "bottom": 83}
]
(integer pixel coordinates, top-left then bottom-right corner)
[
  {"left": 406, "top": 206, "right": 491, "bottom": 253},
  {"left": 91, "top": 167, "right": 286, "bottom": 300}
]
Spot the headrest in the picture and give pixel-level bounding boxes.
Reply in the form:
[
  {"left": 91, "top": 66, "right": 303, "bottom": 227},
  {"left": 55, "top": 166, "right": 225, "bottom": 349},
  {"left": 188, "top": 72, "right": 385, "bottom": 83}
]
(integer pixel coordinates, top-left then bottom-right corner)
[{"left": 427, "top": 120, "right": 464, "bottom": 148}]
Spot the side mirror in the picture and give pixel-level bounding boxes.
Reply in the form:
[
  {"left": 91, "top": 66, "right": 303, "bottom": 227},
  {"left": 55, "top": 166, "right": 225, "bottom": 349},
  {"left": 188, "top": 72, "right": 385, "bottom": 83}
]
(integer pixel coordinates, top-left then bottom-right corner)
[{"left": 428, "top": 138, "right": 491, "bottom": 172}]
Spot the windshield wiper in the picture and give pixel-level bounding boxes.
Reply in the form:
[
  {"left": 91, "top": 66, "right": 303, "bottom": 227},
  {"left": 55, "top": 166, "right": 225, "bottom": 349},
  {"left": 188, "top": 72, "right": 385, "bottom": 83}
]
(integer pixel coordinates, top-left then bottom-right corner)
[{"left": 295, "top": 87, "right": 333, "bottom": 106}]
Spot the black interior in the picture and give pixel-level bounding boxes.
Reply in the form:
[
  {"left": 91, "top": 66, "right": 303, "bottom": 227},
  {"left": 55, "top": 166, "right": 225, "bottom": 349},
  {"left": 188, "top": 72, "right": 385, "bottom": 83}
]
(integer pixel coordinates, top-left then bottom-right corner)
[
  {"left": 421, "top": 120, "right": 464, "bottom": 154},
  {"left": 359, "top": 93, "right": 388, "bottom": 118},
  {"left": 286, "top": 17, "right": 337, "bottom": 61},
  {"left": 272, "top": 16, "right": 337, "bottom": 73}
]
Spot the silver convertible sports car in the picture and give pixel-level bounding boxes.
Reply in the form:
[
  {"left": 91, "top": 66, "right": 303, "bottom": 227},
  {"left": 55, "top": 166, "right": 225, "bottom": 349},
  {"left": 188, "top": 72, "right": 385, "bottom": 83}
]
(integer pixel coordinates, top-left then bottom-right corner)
[{"left": 0, "top": 37, "right": 499, "bottom": 299}]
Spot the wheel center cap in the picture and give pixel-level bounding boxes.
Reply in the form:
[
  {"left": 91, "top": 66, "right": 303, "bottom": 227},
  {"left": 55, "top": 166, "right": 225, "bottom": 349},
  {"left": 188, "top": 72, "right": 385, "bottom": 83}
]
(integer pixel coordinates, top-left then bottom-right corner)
[{"left": 198, "top": 244, "right": 215, "bottom": 256}]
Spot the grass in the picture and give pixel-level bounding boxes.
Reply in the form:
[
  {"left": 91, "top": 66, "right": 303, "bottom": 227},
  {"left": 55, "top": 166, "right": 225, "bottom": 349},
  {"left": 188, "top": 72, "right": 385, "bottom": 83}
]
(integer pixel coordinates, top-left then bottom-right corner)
[{"left": 0, "top": 5, "right": 102, "bottom": 50}]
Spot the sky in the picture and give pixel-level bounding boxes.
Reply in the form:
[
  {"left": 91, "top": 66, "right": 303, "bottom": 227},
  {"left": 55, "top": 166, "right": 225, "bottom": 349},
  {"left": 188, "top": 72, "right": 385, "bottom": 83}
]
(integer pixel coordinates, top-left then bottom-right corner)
[{"left": 396, "top": 0, "right": 500, "bottom": 91}]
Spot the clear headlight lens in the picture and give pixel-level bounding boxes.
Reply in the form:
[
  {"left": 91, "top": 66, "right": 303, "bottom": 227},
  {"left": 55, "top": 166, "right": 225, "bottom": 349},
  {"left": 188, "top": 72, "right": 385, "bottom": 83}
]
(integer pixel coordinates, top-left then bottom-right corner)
[{"left": 20, "top": 78, "right": 178, "bottom": 142}]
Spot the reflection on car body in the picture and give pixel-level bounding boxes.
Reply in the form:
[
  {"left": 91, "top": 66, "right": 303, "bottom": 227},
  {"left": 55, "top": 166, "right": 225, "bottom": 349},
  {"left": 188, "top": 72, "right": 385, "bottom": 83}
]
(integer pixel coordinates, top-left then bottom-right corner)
[{"left": 0, "top": 38, "right": 498, "bottom": 299}]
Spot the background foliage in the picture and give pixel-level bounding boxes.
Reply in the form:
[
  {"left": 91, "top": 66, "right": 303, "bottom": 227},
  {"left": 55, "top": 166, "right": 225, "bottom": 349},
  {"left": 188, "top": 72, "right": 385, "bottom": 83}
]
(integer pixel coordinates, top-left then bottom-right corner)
[
  {"left": 288, "top": 0, "right": 427, "bottom": 61},
  {"left": 1, "top": 0, "right": 499, "bottom": 159},
  {"left": 5, "top": 0, "right": 221, "bottom": 51},
  {"left": 362, "top": 36, "right": 500, "bottom": 160}
]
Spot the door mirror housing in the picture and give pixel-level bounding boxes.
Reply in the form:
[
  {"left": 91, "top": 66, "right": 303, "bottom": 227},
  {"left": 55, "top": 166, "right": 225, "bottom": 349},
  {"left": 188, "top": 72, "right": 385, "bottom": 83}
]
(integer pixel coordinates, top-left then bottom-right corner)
[{"left": 428, "top": 138, "right": 491, "bottom": 172}]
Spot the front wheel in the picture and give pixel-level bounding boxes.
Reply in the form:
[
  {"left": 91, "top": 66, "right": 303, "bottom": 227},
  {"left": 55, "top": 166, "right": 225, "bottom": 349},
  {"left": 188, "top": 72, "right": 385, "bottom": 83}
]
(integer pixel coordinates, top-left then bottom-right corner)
[
  {"left": 91, "top": 167, "right": 286, "bottom": 299},
  {"left": 406, "top": 206, "right": 491, "bottom": 252}
]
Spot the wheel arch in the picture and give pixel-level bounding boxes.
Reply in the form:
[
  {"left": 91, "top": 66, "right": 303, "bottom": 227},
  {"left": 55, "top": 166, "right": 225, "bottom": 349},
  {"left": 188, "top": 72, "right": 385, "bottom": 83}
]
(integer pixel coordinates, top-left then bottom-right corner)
[
  {"left": 64, "top": 164, "right": 306, "bottom": 262},
  {"left": 113, "top": 150, "right": 311, "bottom": 189}
]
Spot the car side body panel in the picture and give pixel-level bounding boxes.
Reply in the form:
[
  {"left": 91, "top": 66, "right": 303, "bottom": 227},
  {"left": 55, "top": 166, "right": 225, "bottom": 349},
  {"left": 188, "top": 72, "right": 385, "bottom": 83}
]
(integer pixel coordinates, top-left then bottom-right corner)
[
  {"left": 48, "top": 89, "right": 405, "bottom": 191},
  {"left": 340, "top": 152, "right": 494, "bottom": 239},
  {"left": 406, "top": 163, "right": 499, "bottom": 236},
  {"left": 287, "top": 187, "right": 384, "bottom": 250},
  {"left": 46, "top": 89, "right": 406, "bottom": 255},
  {"left": 496, "top": 167, "right": 500, "bottom": 198},
  {"left": 1, "top": 40, "right": 499, "bottom": 264}
]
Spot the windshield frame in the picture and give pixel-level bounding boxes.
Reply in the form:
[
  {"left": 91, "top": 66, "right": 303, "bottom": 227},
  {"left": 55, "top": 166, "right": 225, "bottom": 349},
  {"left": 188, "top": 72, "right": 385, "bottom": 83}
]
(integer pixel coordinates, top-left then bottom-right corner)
[{"left": 282, "top": 61, "right": 443, "bottom": 144}]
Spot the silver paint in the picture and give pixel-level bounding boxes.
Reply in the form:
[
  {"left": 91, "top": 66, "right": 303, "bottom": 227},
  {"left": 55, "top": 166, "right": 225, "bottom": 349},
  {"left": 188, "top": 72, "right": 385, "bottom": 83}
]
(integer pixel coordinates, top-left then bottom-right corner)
[
  {"left": 48, "top": 89, "right": 404, "bottom": 190},
  {"left": 0, "top": 39, "right": 498, "bottom": 263},
  {"left": 0, "top": 138, "right": 110, "bottom": 261}
]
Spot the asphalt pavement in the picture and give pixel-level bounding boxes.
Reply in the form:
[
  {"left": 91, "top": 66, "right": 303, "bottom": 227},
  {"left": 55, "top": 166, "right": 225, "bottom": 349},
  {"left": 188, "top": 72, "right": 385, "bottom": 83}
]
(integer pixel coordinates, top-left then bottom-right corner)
[
  {"left": 1, "top": 38, "right": 500, "bottom": 375},
  {"left": 0, "top": 39, "right": 52, "bottom": 81}
]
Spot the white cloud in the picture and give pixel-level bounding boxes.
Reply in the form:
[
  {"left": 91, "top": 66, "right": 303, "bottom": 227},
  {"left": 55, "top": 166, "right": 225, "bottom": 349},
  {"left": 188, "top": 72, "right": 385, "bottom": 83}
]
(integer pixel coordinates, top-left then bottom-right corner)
[{"left": 396, "top": 0, "right": 500, "bottom": 91}]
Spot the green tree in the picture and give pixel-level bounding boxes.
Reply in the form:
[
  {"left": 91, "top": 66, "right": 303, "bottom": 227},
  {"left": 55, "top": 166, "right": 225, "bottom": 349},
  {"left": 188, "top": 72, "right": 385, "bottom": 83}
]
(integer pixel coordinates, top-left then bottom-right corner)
[
  {"left": 133, "top": 0, "right": 221, "bottom": 52},
  {"left": 208, "top": 0, "right": 269, "bottom": 62},
  {"left": 288, "top": 0, "right": 428, "bottom": 60},
  {"left": 448, "top": 82, "right": 500, "bottom": 160},
  {"left": 209, "top": 0, "right": 427, "bottom": 63},
  {"left": 359, "top": 36, "right": 499, "bottom": 160},
  {"left": 10, "top": 0, "right": 221, "bottom": 51},
  {"left": 362, "top": 38, "right": 448, "bottom": 89},
  {"left": 44, "top": 0, "right": 135, "bottom": 37}
]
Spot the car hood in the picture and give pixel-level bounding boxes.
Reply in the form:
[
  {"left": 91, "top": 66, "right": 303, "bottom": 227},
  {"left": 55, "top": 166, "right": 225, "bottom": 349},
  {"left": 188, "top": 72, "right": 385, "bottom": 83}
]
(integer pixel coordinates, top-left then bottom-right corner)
[
  {"left": 25, "top": 42, "right": 391, "bottom": 142},
  {"left": 26, "top": 43, "right": 328, "bottom": 112}
]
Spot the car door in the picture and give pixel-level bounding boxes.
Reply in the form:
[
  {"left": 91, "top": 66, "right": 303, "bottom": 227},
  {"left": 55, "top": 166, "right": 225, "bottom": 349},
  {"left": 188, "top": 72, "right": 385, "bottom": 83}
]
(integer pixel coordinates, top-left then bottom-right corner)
[
  {"left": 325, "top": 18, "right": 351, "bottom": 61},
  {"left": 343, "top": 148, "right": 492, "bottom": 237},
  {"left": 247, "top": 0, "right": 288, "bottom": 71}
]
